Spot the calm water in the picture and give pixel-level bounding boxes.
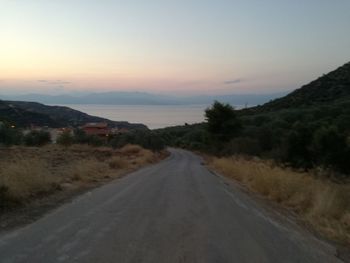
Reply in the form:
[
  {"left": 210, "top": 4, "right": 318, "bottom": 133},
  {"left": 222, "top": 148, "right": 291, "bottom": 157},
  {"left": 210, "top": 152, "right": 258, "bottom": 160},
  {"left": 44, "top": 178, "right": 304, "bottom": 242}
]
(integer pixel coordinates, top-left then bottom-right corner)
[{"left": 60, "top": 104, "right": 209, "bottom": 129}]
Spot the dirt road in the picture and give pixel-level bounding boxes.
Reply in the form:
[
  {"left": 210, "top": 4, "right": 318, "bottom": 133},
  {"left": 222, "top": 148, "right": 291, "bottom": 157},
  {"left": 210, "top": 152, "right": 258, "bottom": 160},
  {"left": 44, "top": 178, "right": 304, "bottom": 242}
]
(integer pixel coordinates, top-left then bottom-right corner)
[{"left": 0, "top": 149, "right": 342, "bottom": 262}]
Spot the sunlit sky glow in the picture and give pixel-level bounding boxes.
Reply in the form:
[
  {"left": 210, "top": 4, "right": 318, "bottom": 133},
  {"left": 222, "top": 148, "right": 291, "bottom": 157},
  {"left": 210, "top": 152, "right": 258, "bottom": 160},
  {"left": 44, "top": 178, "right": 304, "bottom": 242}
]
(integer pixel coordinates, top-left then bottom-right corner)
[{"left": 1, "top": 0, "right": 350, "bottom": 95}]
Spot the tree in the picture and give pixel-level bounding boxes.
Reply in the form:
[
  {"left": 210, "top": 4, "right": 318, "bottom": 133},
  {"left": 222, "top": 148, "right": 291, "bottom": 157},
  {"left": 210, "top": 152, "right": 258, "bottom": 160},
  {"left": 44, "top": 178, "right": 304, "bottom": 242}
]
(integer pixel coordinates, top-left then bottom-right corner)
[{"left": 205, "top": 101, "right": 241, "bottom": 141}]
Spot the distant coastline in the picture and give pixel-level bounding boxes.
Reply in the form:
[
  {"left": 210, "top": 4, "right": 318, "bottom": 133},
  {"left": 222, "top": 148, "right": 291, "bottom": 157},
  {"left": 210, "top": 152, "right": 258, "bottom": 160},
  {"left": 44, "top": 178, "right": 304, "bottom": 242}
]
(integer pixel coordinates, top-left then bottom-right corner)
[
  {"left": 1, "top": 91, "right": 287, "bottom": 107},
  {"left": 57, "top": 104, "right": 216, "bottom": 129}
]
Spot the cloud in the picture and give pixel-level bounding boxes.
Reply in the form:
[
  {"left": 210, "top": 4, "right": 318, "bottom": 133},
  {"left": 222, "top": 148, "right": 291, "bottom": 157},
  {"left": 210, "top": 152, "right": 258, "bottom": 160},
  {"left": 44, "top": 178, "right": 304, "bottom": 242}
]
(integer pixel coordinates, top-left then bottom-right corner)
[
  {"left": 37, "top": 79, "right": 71, "bottom": 85},
  {"left": 224, "top": 78, "right": 243, "bottom": 85}
]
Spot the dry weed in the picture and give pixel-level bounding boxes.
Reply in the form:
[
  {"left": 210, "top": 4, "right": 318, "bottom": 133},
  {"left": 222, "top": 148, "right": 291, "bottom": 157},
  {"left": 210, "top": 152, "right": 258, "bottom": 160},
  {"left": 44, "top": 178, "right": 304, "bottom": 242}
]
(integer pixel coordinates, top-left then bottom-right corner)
[
  {"left": 0, "top": 158, "right": 57, "bottom": 202},
  {"left": 63, "top": 159, "right": 109, "bottom": 182},
  {"left": 210, "top": 156, "right": 350, "bottom": 244},
  {"left": 119, "top": 144, "right": 143, "bottom": 155},
  {"left": 108, "top": 157, "right": 128, "bottom": 169}
]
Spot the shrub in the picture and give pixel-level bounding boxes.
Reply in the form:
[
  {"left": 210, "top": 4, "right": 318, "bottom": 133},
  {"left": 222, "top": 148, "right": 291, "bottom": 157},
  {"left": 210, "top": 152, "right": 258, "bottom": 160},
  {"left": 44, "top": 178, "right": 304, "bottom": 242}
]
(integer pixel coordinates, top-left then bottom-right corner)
[
  {"left": 226, "top": 137, "right": 262, "bottom": 156},
  {"left": 86, "top": 135, "right": 104, "bottom": 147},
  {"left": 311, "top": 126, "right": 350, "bottom": 174},
  {"left": 24, "top": 130, "right": 51, "bottom": 146},
  {"left": 56, "top": 130, "right": 74, "bottom": 146},
  {"left": 0, "top": 125, "right": 23, "bottom": 146},
  {"left": 109, "top": 132, "right": 165, "bottom": 151},
  {"left": 73, "top": 128, "right": 88, "bottom": 144}
]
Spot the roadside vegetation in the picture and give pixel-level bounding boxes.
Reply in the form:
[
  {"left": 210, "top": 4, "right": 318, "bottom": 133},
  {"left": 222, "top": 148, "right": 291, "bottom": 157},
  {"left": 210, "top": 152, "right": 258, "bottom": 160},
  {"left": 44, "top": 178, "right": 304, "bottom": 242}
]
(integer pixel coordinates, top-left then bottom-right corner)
[
  {"left": 0, "top": 122, "right": 165, "bottom": 151},
  {"left": 157, "top": 99, "right": 350, "bottom": 245},
  {"left": 0, "top": 144, "right": 166, "bottom": 210},
  {"left": 209, "top": 156, "right": 350, "bottom": 244},
  {"left": 156, "top": 62, "right": 350, "bottom": 178},
  {"left": 0, "top": 114, "right": 166, "bottom": 215},
  {"left": 156, "top": 100, "right": 350, "bottom": 178}
]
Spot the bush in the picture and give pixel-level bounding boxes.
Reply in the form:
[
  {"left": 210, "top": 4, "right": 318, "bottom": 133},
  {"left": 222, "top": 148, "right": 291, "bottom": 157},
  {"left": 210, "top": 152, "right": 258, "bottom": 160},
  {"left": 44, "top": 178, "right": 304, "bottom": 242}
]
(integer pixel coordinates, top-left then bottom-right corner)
[
  {"left": 73, "top": 128, "right": 88, "bottom": 144},
  {"left": 57, "top": 130, "right": 74, "bottom": 146},
  {"left": 109, "top": 131, "right": 165, "bottom": 151},
  {"left": 86, "top": 135, "right": 104, "bottom": 147},
  {"left": 24, "top": 130, "right": 51, "bottom": 146},
  {"left": 311, "top": 126, "right": 350, "bottom": 174},
  {"left": 0, "top": 125, "right": 23, "bottom": 146},
  {"left": 226, "top": 137, "right": 262, "bottom": 156}
]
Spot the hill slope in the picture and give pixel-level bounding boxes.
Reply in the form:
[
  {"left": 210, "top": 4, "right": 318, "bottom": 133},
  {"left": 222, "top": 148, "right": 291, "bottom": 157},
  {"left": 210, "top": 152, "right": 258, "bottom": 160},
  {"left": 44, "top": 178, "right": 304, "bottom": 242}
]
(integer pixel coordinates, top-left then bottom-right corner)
[
  {"left": 246, "top": 62, "right": 350, "bottom": 113},
  {"left": 0, "top": 100, "right": 147, "bottom": 130},
  {"left": 0, "top": 100, "right": 59, "bottom": 127}
]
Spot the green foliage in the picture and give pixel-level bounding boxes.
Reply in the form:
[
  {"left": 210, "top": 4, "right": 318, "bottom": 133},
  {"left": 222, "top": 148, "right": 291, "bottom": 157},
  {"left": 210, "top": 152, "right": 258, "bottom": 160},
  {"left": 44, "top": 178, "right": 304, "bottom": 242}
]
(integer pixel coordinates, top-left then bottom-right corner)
[
  {"left": 156, "top": 99, "right": 350, "bottom": 178},
  {"left": 109, "top": 131, "right": 165, "bottom": 151},
  {"left": 86, "top": 135, "right": 104, "bottom": 147},
  {"left": 23, "top": 130, "right": 51, "bottom": 146},
  {"left": 56, "top": 131, "right": 74, "bottom": 146},
  {"left": 310, "top": 126, "right": 350, "bottom": 173},
  {"left": 241, "top": 62, "right": 350, "bottom": 114},
  {"left": 0, "top": 124, "right": 23, "bottom": 146},
  {"left": 73, "top": 128, "right": 88, "bottom": 144},
  {"left": 205, "top": 101, "right": 241, "bottom": 141}
]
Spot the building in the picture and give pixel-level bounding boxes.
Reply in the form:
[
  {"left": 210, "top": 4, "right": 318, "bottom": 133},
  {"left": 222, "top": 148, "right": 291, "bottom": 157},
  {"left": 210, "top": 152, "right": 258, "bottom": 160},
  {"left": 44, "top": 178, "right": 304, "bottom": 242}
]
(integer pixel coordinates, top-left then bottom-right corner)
[{"left": 82, "top": 122, "right": 110, "bottom": 137}]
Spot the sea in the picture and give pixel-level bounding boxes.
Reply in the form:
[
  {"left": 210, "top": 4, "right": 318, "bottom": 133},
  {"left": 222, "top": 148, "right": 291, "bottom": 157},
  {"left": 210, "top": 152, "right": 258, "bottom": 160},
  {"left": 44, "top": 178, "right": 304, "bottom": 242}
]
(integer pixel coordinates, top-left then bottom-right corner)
[{"left": 59, "top": 104, "right": 213, "bottom": 130}]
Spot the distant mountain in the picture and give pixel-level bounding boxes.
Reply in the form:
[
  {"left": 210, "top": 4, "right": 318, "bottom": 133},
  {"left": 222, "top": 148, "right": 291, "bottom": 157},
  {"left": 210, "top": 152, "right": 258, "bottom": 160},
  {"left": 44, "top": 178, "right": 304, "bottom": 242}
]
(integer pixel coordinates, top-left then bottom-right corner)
[
  {"left": 0, "top": 100, "right": 147, "bottom": 130},
  {"left": 245, "top": 62, "right": 350, "bottom": 113},
  {"left": 0, "top": 91, "right": 287, "bottom": 107}
]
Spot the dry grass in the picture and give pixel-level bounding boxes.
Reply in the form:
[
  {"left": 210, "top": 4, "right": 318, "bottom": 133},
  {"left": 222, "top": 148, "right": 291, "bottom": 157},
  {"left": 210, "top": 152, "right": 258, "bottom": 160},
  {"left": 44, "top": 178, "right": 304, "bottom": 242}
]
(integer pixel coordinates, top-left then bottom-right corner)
[
  {"left": 119, "top": 144, "right": 143, "bottom": 155},
  {"left": 134, "top": 149, "right": 157, "bottom": 164},
  {"left": 210, "top": 156, "right": 350, "bottom": 244},
  {"left": 108, "top": 156, "right": 128, "bottom": 169},
  {"left": 63, "top": 159, "right": 109, "bottom": 182},
  {"left": 0, "top": 158, "right": 57, "bottom": 203},
  {"left": 0, "top": 144, "right": 164, "bottom": 207}
]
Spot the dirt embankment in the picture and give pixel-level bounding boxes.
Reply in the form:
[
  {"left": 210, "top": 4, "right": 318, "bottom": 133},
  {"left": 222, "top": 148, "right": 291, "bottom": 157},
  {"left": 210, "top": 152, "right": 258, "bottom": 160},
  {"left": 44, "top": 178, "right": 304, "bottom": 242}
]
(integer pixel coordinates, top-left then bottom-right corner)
[{"left": 0, "top": 144, "right": 168, "bottom": 231}]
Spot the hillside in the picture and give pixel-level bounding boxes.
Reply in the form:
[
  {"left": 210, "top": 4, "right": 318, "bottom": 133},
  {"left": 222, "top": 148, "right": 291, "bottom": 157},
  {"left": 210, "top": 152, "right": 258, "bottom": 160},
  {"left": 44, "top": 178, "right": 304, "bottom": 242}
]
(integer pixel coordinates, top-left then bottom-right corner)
[
  {"left": 244, "top": 61, "right": 350, "bottom": 113},
  {"left": 0, "top": 100, "right": 59, "bottom": 127},
  {"left": 156, "top": 61, "right": 350, "bottom": 175},
  {"left": 0, "top": 100, "right": 147, "bottom": 130}
]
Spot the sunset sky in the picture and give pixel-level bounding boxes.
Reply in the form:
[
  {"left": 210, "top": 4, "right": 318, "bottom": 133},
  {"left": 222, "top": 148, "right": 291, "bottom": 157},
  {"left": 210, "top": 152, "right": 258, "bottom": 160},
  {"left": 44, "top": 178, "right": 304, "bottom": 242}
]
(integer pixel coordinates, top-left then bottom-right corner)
[{"left": 1, "top": 0, "right": 350, "bottom": 95}]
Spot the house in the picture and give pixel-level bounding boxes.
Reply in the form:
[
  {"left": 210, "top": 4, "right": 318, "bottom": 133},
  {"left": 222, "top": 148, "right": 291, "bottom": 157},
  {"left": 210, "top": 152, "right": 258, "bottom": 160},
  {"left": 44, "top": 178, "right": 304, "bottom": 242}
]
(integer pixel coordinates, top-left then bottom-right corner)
[{"left": 82, "top": 122, "right": 110, "bottom": 137}]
